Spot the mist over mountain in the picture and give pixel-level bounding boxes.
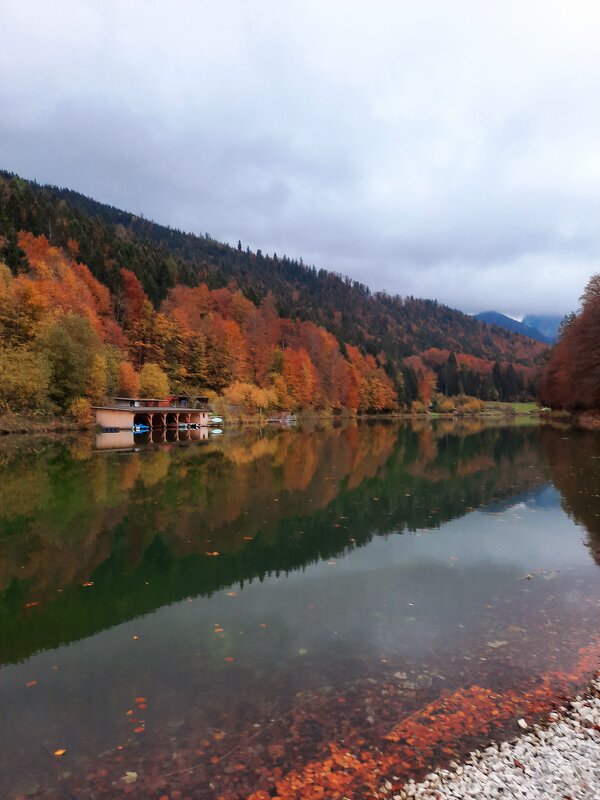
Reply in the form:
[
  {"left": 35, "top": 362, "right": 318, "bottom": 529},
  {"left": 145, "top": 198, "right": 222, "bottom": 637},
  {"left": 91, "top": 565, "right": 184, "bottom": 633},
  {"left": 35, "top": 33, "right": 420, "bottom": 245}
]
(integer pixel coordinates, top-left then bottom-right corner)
[
  {"left": 474, "top": 311, "right": 555, "bottom": 344},
  {"left": 522, "top": 315, "right": 563, "bottom": 343}
]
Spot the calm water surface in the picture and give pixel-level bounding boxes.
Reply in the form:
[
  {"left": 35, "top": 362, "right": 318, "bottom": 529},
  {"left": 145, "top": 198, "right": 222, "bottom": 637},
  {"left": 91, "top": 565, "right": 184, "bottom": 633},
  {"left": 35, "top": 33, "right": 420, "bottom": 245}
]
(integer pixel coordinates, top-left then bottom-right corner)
[{"left": 1, "top": 421, "right": 600, "bottom": 798}]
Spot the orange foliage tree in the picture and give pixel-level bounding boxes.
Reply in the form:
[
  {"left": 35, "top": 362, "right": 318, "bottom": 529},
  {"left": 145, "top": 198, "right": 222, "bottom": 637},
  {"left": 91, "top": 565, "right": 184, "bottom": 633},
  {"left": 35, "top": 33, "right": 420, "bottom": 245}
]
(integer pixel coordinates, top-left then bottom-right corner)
[{"left": 540, "top": 274, "right": 600, "bottom": 411}]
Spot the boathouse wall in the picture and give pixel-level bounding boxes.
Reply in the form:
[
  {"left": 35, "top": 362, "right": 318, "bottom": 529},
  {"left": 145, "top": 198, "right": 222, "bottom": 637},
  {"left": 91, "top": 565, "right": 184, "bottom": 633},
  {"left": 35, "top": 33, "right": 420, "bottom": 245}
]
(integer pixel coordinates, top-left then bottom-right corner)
[{"left": 93, "top": 406, "right": 210, "bottom": 430}]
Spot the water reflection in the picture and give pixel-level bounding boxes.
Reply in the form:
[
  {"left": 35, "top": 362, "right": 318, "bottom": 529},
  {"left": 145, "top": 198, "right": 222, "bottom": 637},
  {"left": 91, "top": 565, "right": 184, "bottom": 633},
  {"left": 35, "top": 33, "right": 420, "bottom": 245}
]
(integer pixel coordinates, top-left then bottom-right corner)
[
  {"left": 0, "top": 422, "right": 548, "bottom": 666},
  {"left": 1, "top": 421, "right": 600, "bottom": 799}
]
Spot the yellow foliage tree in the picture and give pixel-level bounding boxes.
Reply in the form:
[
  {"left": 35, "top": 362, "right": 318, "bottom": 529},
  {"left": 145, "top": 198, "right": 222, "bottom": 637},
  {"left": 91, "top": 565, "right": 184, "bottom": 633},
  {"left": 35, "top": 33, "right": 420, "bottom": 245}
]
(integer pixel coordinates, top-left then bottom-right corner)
[
  {"left": 0, "top": 346, "right": 51, "bottom": 412},
  {"left": 138, "top": 363, "right": 169, "bottom": 398},
  {"left": 86, "top": 353, "right": 108, "bottom": 404},
  {"left": 117, "top": 361, "right": 139, "bottom": 396}
]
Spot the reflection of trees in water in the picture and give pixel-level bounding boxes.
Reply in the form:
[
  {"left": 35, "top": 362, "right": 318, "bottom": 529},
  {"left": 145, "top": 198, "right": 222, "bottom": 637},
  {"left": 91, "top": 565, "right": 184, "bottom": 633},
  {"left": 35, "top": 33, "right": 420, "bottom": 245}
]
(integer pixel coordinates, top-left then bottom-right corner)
[
  {"left": 0, "top": 423, "right": 547, "bottom": 664},
  {"left": 541, "top": 426, "right": 600, "bottom": 563}
]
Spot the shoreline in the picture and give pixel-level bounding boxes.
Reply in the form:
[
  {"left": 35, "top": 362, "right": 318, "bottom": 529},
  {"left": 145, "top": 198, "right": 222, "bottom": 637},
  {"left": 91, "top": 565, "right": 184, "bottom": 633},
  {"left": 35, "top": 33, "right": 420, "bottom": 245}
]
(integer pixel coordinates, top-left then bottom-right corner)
[
  {"left": 387, "top": 675, "right": 600, "bottom": 799},
  {"left": 0, "top": 408, "right": 541, "bottom": 436}
]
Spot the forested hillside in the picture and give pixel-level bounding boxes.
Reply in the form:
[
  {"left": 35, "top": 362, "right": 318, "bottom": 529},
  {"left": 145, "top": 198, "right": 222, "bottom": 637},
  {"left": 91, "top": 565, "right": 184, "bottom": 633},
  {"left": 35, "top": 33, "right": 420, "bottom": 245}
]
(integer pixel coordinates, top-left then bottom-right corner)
[
  {"left": 540, "top": 274, "right": 600, "bottom": 411},
  {"left": 0, "top": 171, "right": 548, "bottom": 416}
]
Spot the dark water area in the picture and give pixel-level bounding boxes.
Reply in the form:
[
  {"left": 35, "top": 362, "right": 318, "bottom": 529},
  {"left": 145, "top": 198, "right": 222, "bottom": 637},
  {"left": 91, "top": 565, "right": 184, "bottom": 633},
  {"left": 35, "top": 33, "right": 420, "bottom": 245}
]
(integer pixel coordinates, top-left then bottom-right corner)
[{"left": 1, "top": 420, "right": 600, "bottom": 799}]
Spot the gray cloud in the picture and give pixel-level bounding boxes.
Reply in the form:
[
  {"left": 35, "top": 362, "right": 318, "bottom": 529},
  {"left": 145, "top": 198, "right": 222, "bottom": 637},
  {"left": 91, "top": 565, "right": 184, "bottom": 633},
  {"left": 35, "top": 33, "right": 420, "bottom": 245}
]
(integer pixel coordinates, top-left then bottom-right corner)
[{"left": 2, "top": 0, "right": 600, "bottom": 316}]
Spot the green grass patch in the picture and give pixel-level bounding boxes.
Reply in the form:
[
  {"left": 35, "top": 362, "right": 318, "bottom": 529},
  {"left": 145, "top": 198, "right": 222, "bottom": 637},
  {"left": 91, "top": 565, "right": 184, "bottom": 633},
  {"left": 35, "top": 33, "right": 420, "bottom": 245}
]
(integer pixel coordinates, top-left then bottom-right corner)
[{"left": 484, "top": 401, "right": 539, "bottom": 415}]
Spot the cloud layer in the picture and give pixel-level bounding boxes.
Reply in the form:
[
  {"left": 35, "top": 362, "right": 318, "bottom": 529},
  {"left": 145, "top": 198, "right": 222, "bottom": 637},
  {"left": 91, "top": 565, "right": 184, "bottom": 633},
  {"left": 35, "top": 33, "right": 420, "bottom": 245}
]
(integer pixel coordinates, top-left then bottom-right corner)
[{"left": 2, "top": 0, "right": 600, "bottom": 316}]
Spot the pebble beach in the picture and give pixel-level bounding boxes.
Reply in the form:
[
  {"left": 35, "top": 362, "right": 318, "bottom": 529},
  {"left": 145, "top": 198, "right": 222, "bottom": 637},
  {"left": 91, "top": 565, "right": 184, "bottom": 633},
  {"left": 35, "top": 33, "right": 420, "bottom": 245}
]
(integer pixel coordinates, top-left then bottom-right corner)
[{"left": 386, "top": 677, "right": 600, "bottom": 799}]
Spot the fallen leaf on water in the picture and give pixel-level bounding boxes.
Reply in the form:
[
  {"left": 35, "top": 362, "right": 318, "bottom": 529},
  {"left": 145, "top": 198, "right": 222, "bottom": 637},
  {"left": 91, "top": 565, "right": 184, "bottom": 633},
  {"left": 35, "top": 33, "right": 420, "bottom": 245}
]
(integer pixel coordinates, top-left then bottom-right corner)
[{"left": 53, "top": 749, "right": 66, "bottom": 757}]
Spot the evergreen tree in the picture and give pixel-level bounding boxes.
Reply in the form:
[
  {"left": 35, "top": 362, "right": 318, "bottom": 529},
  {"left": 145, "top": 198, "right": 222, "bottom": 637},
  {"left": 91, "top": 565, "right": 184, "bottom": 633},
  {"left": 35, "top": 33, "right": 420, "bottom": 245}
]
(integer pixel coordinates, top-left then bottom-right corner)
[{"left": 1, "top": 227, "right": 28, "bottom": 273}]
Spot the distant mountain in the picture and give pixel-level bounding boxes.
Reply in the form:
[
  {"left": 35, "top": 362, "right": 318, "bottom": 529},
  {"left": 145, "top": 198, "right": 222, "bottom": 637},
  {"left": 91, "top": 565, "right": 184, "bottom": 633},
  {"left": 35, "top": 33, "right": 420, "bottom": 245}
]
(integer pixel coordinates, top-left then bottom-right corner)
[
  {"left": 522, "top": 314, "right": 562, "bottom": 343},
  {"left": 474, "top": 311, "right": 554, "bottom": 344}
]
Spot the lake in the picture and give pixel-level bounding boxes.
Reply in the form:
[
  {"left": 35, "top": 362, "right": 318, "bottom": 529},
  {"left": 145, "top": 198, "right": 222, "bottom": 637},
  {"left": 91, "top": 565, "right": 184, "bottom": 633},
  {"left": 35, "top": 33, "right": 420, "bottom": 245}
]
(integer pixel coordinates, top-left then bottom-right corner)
[{"left": 1, "top": 420, "right": 600, "bottom": 799}]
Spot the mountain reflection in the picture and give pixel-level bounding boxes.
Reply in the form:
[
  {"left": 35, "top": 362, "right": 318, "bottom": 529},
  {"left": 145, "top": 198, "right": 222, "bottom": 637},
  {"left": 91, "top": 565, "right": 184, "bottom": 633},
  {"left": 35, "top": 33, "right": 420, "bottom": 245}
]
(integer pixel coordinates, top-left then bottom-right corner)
[{"left": 0, "top": 421, "right": 551, "bottom": 664}]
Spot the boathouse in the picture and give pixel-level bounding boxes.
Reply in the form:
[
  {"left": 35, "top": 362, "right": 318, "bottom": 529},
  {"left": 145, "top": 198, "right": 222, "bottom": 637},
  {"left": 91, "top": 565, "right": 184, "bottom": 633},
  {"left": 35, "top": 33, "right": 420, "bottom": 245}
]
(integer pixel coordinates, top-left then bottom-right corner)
[{"left": 92, "top": 395, "right": 211, "bottom": 430}]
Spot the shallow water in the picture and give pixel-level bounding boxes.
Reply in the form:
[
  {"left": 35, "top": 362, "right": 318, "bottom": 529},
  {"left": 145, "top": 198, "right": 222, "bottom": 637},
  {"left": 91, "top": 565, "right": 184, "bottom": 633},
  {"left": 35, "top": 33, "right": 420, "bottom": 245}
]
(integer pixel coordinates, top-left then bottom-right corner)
[{"left": 1, "top": 420, "right": 600, "bottom": 798}]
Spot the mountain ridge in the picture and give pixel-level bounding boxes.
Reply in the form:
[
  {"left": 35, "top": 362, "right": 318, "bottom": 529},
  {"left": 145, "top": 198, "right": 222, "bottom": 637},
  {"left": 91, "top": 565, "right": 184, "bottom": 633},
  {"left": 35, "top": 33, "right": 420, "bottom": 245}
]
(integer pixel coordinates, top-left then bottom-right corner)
[{"left": 474, "top": 311, "right": 554, "bottom": 344}]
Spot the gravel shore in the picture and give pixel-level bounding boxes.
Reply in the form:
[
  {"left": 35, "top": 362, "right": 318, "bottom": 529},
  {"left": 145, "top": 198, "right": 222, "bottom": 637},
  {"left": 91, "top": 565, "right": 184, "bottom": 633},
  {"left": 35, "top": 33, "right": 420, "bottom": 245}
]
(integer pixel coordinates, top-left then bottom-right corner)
[{"left": 386, "top": 677, "right": 600, "bottom": 799}]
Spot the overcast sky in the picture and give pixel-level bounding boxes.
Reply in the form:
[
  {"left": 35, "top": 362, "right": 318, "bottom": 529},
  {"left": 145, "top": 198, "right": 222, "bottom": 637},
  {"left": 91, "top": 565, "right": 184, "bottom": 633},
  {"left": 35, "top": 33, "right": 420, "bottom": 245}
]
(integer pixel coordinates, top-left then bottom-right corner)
[{"left": 2, "top": 1, "right": 600, "bottom": 317}]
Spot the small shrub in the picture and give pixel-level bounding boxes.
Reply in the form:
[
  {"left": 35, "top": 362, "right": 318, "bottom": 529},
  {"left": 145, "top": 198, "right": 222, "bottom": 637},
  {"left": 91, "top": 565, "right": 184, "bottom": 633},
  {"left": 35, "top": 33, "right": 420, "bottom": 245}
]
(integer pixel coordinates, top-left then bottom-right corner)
[
  {"left": 67, "top": 397, "right": 94, "bottom": 427},
  {"left": 411, "top": 400, "right": 429, "bottom": 414}
]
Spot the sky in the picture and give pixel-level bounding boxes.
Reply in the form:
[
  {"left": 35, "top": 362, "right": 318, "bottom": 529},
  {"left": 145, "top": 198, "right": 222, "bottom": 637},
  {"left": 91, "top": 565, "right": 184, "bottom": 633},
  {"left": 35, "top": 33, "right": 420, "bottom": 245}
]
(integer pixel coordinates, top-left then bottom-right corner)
[{"left": 1, "top": 1, "right": 600, "bottom": 317}]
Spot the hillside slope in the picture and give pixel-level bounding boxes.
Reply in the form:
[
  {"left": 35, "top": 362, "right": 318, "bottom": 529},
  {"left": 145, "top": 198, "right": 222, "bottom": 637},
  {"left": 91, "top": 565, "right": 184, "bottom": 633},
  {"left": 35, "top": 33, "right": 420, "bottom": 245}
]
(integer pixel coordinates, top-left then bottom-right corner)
[{"left": 0, "top": 171, "right": 547, "bottom": 369}]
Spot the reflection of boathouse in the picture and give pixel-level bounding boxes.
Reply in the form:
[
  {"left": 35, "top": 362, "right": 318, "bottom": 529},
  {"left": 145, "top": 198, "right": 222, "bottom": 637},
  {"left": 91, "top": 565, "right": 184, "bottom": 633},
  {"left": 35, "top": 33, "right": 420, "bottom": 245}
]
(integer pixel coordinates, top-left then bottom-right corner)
[{"left": 93, "top": 396, "right": 211, "bottom": 430}]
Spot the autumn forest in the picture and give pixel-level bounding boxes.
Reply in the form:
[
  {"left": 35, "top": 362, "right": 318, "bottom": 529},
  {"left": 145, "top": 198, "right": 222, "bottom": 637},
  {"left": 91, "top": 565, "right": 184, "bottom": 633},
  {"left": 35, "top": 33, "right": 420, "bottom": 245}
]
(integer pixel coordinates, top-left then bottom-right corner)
[{"left": 0, "top": 172, "right": 551, "bottom": 418}]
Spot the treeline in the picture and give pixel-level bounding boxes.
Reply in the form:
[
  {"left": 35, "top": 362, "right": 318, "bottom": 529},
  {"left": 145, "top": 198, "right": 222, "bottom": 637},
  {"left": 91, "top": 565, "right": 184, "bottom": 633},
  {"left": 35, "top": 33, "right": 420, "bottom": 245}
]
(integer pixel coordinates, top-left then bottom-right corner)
[
  {"left": 540, "top": 274, "right": 600, "bottom": 411},
  {"left": 0, "top": 233, "right": 398, "bottom": 416},
  {"left": 0, "top": 171, "right": 547, "bottom": 382},
  {"left": 402, "top": 349, "right": 537, "bottom": 406}
]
